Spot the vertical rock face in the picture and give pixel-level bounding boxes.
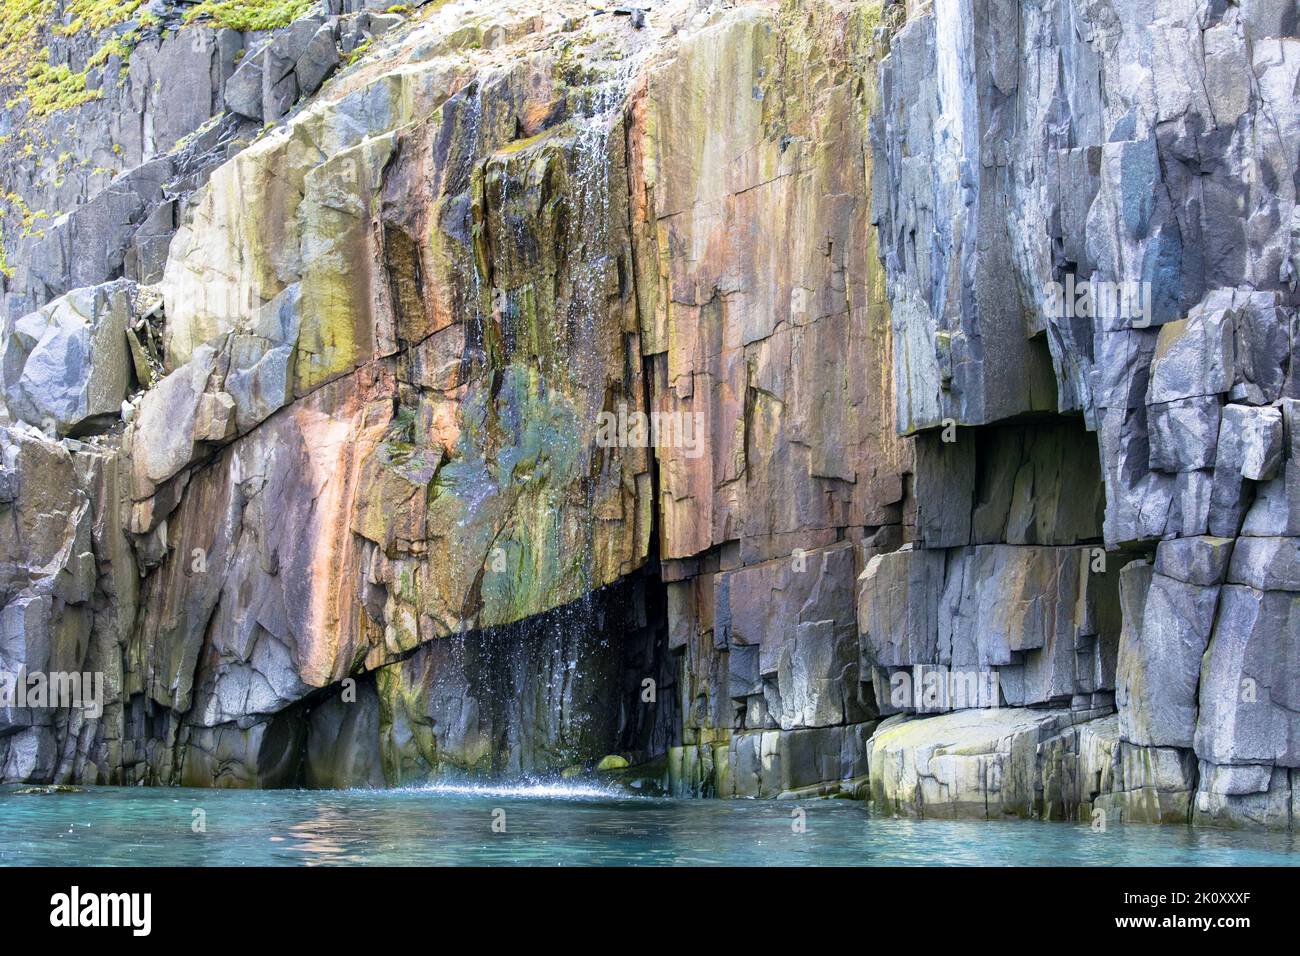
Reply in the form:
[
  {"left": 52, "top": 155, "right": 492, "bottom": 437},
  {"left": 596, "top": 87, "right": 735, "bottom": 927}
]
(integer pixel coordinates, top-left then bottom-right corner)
[
  {"left": 0, "top": 424, "right": 136, "bottom": 782},
  {"left": 0, "top": 0, "right": 1297, "bottom": 832},
  {"left": 627, "top": 0, "right": 909, "bottom": 797},
  {"left": 4, "top": 0, "right": 662, "bottom": 785},
  {"left": 2, "top": 0, "right": 904, "bottom": 794},
  {"left": 863, "top": 0, "right": 1300, "bottom": 828}
]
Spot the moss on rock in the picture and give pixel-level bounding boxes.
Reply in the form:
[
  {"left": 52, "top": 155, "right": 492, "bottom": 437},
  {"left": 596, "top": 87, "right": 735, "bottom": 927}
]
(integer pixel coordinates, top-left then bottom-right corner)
[{"left": 181, "top": 0, "right": 315, "bottom": 32}]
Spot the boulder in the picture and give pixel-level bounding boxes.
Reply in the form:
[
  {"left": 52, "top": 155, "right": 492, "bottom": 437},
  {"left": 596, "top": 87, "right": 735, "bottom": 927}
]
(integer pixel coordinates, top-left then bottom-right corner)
[
  {"left": 1238, "top": 404, "right": 1284, "bottom": 481},
  {"left": 1231, "top": 291, "right": 1291, "bottom": 404},
  {"left": 727, "top": 722, "right": 874, "bottom": 798},
  {"left": 867, "top": 708, "right": 1088, "bottom": 819},
  {"left": 1226, "top": 536, "right": 1300, "bottom": 591},
  {"left": 774, "top": 619, "right": 863, "bottom": 730},
  {"left": 1208, "top": 404, "right": 1261, "bottom": 535},
  {"left": 2, "top": 282, "right": 133, "bottom": 436}
]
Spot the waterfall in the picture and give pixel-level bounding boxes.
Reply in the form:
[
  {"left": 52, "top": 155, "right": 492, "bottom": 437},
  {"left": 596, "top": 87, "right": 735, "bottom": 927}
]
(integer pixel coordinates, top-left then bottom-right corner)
[{"left": 414, "top": 46, "right": 659, "bottom": 781}]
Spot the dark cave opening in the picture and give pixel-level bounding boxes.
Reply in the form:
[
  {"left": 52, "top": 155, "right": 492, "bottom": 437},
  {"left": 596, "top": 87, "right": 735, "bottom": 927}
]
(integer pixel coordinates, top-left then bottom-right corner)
[{"left": 248, "top": 566, "right": 674, "bottom": 790}]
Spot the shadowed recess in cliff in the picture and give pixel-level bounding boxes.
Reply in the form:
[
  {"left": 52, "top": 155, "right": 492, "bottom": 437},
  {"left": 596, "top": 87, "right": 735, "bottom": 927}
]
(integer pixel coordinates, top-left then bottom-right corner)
[
  {"left": 861, "top": 411, "right": 1128, "bottom": 712},
  {"left": 189, "top": 570, "right": 674, "bottom": 790}
]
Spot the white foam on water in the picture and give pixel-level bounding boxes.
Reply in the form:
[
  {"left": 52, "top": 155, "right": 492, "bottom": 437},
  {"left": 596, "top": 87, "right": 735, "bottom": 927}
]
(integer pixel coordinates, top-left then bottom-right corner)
[{"left": 401, "top": 780, "right": 630, "bottom": 800}]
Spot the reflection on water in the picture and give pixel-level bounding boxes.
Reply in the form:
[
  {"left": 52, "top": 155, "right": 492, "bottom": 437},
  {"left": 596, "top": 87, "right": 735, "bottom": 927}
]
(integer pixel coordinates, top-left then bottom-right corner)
[{"left": 1, "top": 784, "right": 1297, "bottom": 867}]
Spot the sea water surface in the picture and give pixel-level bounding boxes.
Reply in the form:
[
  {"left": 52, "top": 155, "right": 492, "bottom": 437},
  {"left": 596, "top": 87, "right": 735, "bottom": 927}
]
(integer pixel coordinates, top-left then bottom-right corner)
[{"left": 1, "top": 783, "right": 1296, "bottom": 866}]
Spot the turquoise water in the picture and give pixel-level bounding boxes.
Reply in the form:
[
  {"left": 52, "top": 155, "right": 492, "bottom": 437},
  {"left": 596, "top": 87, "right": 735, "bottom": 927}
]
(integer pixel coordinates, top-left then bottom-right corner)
[{"left": 1, "top": 783, "right": 1297, "bottom": 866}]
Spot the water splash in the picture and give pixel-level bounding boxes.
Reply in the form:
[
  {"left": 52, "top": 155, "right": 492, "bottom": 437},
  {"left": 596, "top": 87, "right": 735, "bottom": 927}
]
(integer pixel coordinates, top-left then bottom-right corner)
[{"left": 403, "top": 779, "right": 629, "bottom": 800}]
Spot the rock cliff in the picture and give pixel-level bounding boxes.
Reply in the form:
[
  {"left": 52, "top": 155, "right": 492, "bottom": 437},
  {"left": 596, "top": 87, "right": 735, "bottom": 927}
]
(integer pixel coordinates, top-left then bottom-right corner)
[{"left": 0, "top": 0, "right": 1297, "bottom": 831}]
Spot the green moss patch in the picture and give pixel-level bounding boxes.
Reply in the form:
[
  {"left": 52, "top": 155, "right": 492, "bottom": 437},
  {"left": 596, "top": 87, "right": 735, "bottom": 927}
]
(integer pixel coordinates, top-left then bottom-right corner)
[
  {"left": 181, "top": 0, "right": 315, "bottom": 32},
  {"left": 20, "top": 58, "right": 101, "bottom": 116},
  {"left": 55, "top": 0, "right": 143, "bottom": 36},
  {"left": 0, "top": 0, "right": 144, "bottom": 119}
]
